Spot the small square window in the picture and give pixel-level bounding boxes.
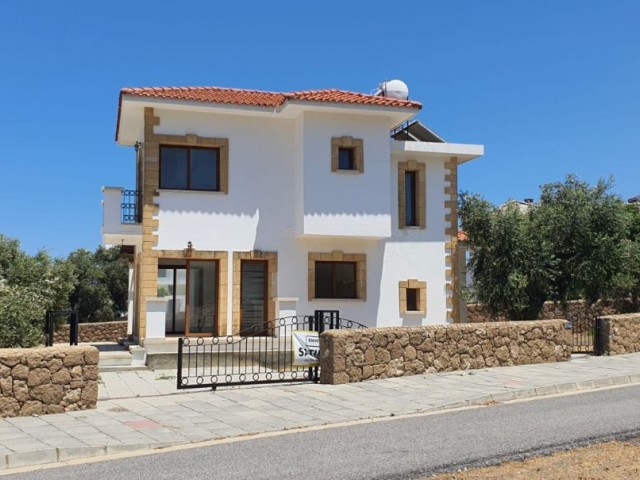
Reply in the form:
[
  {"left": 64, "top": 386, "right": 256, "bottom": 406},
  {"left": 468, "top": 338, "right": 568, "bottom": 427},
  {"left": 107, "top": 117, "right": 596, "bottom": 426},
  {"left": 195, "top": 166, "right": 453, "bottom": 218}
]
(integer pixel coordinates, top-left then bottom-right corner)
[
  {"left": 338, "top": 148, "right": 355, "bottom": 170},
  {"left": 331, "top": 137, "right": 363, "bottom": 173},
  {"left": 406, "top": 288, "right": 419, "bottom": 311},
  {"left": 399, "top": 279, "right": 426, "bottom": 314}
]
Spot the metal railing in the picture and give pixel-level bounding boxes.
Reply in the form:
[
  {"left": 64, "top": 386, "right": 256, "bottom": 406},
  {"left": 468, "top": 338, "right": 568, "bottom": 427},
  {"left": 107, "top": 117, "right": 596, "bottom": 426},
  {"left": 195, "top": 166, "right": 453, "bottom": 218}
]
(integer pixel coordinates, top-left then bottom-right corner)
[
  {"left": 177, "top": 311, "right": 367, "bottom": 390},
  {"left": 121, "top": 190, "right": 142, "bottom": 224}
]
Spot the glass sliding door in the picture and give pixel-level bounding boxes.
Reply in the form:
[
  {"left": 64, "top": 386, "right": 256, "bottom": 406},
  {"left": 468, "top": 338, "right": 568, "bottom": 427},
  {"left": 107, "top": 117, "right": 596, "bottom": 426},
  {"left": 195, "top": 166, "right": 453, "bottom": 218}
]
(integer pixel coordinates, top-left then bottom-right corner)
[
  {"left": 158, "top": 266, "right": 187, "bottom": 335},
  {"left": 240, "top": 260, "right": 267, "bottom": 333},
  {"left": 186, "top": 260, "right": 217, "bottom": 336}
]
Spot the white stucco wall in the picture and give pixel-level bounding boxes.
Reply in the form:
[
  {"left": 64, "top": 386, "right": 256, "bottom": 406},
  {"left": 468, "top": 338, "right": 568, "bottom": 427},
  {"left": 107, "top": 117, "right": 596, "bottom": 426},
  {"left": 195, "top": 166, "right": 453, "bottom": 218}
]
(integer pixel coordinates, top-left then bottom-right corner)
[
  {"left": 147, "top": 107, "right": 453, "bottom": 331},
  {"left": 300, "top": 112, "right": 392, "bottom": 238}
]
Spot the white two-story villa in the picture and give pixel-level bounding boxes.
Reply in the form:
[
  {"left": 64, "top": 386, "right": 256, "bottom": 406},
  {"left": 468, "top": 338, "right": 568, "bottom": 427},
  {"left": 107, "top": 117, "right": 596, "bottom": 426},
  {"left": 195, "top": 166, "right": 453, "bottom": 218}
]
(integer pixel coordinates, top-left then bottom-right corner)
[{"left": 103, "top": 81, "right": 483, "bottom": 344}]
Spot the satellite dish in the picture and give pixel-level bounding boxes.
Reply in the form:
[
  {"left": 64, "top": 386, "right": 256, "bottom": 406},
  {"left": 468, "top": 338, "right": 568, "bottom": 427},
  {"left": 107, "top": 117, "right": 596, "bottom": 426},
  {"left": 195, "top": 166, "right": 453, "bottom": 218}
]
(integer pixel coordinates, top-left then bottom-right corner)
[{"left": 374, "top": 79, "right": 409, "bottom": 100}]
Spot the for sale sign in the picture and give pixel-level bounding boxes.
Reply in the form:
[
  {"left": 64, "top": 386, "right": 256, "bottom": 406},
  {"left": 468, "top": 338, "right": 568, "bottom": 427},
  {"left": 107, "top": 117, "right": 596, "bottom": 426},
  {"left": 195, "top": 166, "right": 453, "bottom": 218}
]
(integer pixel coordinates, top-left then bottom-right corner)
[{"left": 292, "top": 330, "right": 320, "bottom": 367}]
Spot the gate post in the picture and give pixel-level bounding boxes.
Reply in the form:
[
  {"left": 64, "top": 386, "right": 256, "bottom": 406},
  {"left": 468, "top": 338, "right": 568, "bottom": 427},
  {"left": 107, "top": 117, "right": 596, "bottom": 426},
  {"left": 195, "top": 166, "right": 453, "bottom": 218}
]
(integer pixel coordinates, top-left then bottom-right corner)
[
  {"left": 45, "top": 311, "right": 54, "bottom": 347},
  {"left": 69, "top": 311, "right": 79, "bottom": 346},
  {"left": 594, "top": 317, "right": 606, "bottom": 356}
]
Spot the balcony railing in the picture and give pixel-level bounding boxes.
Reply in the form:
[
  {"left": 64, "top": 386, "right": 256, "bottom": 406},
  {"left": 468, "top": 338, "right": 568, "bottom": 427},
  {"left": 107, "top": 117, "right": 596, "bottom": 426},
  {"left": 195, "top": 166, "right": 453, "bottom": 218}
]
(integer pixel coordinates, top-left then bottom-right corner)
[{"left": 121, "top": 190, "right": 142, "bottom": 224}]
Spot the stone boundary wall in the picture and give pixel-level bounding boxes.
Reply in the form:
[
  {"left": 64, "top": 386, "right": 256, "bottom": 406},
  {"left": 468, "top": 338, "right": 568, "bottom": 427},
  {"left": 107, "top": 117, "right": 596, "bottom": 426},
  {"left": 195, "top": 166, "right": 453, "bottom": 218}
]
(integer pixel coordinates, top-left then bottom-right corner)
[
  {"left": 53, "top": 321, "right": 127, "bottom": 344},
  {"left": 0, "top": 345, "right": 99, "bottom": 417},
  {"left": 599, "top": 313, "right": 640, "bottom": 355},
  {"left": 320, "top": 320, "right": 571, "bottom": 385},
  {"left": 466, "top": 299, "right": 635, "bottom": 324}
]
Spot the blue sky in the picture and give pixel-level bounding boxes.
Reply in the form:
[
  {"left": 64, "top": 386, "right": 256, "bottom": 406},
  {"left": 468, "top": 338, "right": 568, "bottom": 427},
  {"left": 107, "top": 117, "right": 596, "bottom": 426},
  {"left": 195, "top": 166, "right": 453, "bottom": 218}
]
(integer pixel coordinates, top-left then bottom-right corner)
[{"left": 1, "top": 1, "right": 639, "bottom": 257}]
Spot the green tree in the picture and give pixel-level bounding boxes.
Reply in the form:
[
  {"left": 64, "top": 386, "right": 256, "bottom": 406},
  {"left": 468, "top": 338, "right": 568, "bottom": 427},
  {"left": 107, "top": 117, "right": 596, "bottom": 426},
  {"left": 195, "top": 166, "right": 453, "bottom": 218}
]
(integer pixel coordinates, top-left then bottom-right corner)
[
  {"left": 67, "top": 246, "right": 128, "bottom": 322},
  {"left": 0, "top": 235, "right": 75, "bottom": 347},
  {"left": 460, "top": 175, "right": 636, "bottom": 319},
  {"left": 459, "top": 193, "right": 556, "bottom": 319},
  {"left": 535, "top": 176, "right": 627, "bottom": 303}
]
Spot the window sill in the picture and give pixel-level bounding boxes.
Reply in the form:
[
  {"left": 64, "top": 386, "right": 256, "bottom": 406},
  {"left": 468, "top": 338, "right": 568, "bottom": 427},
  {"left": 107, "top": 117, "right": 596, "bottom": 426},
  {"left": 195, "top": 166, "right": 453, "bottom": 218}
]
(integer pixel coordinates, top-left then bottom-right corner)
[
  {"left": 311, "top": 298, "right": 366, "bottom": 302},
  {"left": 333, "top": 169, "right": 362, "bottom": 175},
  {"left": 158, "top": 189, "right": 226, "bottom": 195},
  {"left": 402, "top": 310, "right": 426, "bottom": 315}
]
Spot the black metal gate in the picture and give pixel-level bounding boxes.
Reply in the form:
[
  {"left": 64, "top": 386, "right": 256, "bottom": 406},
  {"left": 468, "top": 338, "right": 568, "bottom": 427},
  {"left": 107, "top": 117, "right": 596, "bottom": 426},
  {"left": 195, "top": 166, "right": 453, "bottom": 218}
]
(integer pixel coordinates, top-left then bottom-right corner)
[
  {"left": 176, "top": 310, "right": 366, "bottom": 390},
  {"left": 571, "top": 316, "right": 605, "bottom": 355},
  {"left": 44, "top": 310, "right": 79, "bottom": 346}
]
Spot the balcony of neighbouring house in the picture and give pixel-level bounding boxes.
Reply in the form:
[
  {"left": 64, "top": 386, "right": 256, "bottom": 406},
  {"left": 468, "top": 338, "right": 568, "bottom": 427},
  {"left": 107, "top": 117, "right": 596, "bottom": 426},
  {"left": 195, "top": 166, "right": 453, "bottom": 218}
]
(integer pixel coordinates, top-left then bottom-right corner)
[{"left": 102, "top": 187, "right": 143, "bottom": 247}]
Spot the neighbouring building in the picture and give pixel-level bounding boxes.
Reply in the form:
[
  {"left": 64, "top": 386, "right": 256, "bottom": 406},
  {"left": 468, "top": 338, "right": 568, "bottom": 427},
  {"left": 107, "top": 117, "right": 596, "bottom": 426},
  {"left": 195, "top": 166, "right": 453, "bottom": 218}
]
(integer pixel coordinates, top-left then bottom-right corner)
[{"left": 102, "top": 82, "right": 483, "bottom": 344}]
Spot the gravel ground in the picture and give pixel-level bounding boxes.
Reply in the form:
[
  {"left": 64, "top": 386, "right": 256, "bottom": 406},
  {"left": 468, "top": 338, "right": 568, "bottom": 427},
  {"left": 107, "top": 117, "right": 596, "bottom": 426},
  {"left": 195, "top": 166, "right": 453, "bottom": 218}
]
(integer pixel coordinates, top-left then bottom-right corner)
[{"left": 430, "top": 439, "right": 640, "bottom": 479}]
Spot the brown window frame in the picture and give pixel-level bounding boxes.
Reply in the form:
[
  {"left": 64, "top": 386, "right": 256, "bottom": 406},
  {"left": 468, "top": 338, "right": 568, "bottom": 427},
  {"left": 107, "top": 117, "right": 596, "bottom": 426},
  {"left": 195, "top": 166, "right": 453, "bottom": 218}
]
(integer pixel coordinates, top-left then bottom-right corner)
[
  {"left": 398, "top": 160, "right": 426, "bottom": 229},
  {"left": 159, "top": 145, "right": 221, "bottom": 192},
  {"left": 314, "top": 261, "right": 357, "bottom": 299}
]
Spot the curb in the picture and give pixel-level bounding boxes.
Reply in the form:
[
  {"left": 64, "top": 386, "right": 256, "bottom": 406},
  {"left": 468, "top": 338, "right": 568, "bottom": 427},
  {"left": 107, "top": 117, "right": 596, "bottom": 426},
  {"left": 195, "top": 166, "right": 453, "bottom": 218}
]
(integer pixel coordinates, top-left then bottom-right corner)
[{"left": 2, "top": 374, "right": 640, "bottom": 473}]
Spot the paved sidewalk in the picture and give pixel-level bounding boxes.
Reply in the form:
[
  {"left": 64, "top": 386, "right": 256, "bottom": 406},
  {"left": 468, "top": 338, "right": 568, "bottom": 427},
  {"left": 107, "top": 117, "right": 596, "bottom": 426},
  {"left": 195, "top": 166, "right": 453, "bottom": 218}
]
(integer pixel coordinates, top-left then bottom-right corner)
[{"left": 1, "top": 353, "right": 640, "bottom": 472}]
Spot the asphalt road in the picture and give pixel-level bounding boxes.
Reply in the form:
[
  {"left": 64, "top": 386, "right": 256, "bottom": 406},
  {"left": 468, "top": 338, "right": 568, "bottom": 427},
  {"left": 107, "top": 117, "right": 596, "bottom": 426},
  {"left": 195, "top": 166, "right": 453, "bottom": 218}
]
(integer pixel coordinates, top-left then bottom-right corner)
[{"left": 6, "top": 384, "right": 640, "bottom": 480}]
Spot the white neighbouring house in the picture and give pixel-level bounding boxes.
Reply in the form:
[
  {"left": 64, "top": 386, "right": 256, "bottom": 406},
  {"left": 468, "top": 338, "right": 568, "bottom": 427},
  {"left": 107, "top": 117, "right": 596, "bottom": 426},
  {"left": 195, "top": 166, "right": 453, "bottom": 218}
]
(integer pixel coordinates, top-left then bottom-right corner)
[{"left": 102, "top": 83, "right": 483, "bottom": 345}]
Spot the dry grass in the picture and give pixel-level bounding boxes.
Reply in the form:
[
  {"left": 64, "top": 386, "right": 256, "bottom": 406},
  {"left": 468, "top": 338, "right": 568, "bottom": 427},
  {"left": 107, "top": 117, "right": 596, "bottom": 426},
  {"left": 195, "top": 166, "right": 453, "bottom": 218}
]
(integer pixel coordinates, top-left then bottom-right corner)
[{"left": 430, "top": 439, "right": 640, "bottom": 479}]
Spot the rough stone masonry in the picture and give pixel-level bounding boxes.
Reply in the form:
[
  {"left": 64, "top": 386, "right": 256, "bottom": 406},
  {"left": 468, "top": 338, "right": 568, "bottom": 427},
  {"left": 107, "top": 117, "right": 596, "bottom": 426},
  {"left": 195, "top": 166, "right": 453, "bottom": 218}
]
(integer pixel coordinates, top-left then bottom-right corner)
[
  {"left": 0, "top": 345, "right": 99, "bottom": 417},
  {"left": 319, "top": 320, "right": 571, "bottom": 385}
]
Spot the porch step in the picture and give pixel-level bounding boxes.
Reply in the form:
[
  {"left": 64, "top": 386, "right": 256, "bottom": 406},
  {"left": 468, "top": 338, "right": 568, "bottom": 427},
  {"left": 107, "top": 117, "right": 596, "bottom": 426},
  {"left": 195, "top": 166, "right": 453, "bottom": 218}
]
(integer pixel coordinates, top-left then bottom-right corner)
[{"left": 93, "top": 342, "right": 139, "bottom": 371}]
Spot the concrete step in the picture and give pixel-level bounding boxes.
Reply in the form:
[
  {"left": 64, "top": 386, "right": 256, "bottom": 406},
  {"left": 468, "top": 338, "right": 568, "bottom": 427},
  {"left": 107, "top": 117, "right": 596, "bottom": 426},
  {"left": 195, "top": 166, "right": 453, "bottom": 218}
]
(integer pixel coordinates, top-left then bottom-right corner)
[{"left": 98, "top": 351, "right": 133, "bottom": 367}]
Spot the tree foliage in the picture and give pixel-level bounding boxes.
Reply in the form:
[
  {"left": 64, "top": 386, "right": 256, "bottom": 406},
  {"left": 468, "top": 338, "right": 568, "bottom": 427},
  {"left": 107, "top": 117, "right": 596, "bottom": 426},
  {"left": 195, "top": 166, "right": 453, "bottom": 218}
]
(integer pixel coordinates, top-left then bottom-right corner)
[
  {"left": 0, "top": 234, "right": 128, "bottom": 347},
  {"left": 460, "top": 175, "right": 639, "bottom": 320},
  {"left": 67, "top": 246, "right": 128, "bottom": 323},
  {"left": 0, "top": 235, "right": 75, "bottom": 347}
]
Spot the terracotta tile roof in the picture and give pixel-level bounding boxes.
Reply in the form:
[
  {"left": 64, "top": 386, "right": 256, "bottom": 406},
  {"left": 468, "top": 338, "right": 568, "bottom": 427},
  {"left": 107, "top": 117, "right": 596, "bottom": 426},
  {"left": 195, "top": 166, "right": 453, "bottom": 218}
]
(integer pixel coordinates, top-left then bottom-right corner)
[
  {"left": 121, "top": 86, "right": 286, "bottom": 108},
  {"left": 120, "top": 86, "right": 422, "bottom": 110}
]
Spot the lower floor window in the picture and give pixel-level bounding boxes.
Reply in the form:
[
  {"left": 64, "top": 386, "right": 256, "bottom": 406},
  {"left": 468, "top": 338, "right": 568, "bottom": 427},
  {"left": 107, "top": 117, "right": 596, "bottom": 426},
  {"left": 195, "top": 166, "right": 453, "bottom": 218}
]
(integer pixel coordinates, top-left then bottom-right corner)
[
  {"left": 309, "top": 252, "right": 366, "bottom": 300},
  {"left": 399, "top": 279, "right": 427, "bottom": 314},
  {"left": 315, "top": 261, "right": 357, "bottom": 299}
]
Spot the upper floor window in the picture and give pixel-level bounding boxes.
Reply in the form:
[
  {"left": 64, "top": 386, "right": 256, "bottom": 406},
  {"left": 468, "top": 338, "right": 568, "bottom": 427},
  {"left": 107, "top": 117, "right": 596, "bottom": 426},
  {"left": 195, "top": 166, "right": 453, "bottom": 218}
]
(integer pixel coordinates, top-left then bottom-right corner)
[
  {"left": 160, "top": 145, "right": 220, "bottom": 191},
  {"left": 405, "top": 170, "right": 418, "bottom": 226},
  {"left": 338, "top": 147, "right": 355, "bottom": 170},
  {"left": 331, "top": 136, "right": 364, "bottom": 173},
  {"left": 398, "top": 160, "right": 426, "bottom": 229}
]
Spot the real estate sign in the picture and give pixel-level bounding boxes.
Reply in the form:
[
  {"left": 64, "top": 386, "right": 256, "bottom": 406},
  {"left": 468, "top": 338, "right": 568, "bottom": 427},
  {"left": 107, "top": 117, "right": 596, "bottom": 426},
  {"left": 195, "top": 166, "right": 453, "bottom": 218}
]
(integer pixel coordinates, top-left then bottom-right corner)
[{"left": 292, "top": 330, "right": 320, "bottom": 367}]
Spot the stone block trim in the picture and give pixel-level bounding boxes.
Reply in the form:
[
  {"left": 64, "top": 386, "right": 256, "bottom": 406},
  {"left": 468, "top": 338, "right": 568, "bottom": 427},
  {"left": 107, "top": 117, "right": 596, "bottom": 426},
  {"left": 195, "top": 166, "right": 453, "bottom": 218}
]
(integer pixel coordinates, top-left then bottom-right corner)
[
  {"left": 444, "top": 156, "right": 459, "bottom": 323},
  {"left": 308, "top": 251, "right": 366, "bottom": 301},
  {"left": 598, "top": 313, "right": 640, "bottom": 355},
  {"left": 232, "top": 251, "right": 278, "bottom": 335},
  {"left": 156, "top": 249, "right": 228, "bottom": 336},
  {"left": 53, "top": 321, "right": 127, "bottom": 344},
  {"left": 331, "top": 136, "right": 364, "bottom": 173},
  {"left": 397, "top": 160, "right": 426, "bottom": 229},
  {"left": 398, "top": 279, "right": 427, "bottom": 314},
  {"left": 319, "top": 320, "right": 571, "bottom": 384},
  {"left": 0, "top": 345, "right": 99, "bottom": 418}
]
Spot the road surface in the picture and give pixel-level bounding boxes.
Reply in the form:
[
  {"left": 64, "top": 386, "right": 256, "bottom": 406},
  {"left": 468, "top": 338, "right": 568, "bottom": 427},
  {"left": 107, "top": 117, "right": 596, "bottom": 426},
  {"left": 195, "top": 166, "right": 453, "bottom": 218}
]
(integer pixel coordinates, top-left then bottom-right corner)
[{"left": 5, "top": 384, "right": 640, "bottom": 479}]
